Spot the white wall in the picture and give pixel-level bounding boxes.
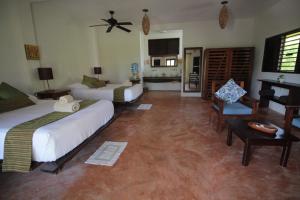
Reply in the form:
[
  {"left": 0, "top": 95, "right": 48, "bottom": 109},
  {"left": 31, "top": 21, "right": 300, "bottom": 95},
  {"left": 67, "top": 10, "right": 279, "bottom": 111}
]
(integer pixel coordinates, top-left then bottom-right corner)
[
  {"left": 0, "top": 0, "right": 41, "bottom": 93},
  {"left": 150, "top": 18, "right": 255, "bottom": 96},
  {"left": 31, "top": 0, "right": 255, "bottom": 91},
  {"left": 142, "top": 30, "right": 183, "bottom": 78},
  {"left": 141, "top": 30, "right": 183, "bottom": 91},
  {"left": 251, "top": 0, "right": 300, "bottom": 114},
  {"left": 96, "top": 27, "right": 141, "bottom": 83},
  {"left": 3, "top": 0, "right": 299, "bottom": 106},
  {"left": 32, "top": 1, "right": 98, "bottom": 88},
  {"left": 152, "top": 18, "right": 255, "bottom": 49}
]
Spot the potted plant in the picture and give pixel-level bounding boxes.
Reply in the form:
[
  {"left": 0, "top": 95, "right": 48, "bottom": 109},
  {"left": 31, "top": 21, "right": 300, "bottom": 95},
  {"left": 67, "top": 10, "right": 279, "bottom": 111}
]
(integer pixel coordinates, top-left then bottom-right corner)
[{"left": 277, "top": 74, "right": 285, "bottom": 83}]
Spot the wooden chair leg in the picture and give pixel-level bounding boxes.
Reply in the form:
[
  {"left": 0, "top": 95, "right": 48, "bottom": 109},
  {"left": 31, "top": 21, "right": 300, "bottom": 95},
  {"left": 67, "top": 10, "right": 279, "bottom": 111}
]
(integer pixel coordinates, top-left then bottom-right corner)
[
  {"left": 282, "top": 141, "right": 292, "bottom": 167},
  {"left": 227, "top": 127, "right": 233, "bottom": 146}
]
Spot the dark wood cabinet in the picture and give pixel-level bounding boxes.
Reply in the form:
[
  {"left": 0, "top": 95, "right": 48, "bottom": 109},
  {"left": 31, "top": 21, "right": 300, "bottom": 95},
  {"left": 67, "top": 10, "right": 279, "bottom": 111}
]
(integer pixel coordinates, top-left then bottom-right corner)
[
  {"left": 148, "top": 38, "right": 179, "bottom": 56},
  {"left": 202, "top": 47, "right": 254, "bottom": 99},
  {"left": 36, "top": 89, "right": 70, "bottom": 100},
  {"left": 167, "top": 38, "right": 179, "bottom": 55}
]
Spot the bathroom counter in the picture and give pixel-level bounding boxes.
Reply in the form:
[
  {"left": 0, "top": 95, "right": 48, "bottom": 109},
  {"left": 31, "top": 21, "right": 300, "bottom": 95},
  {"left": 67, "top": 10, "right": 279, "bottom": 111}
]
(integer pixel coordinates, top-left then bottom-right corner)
[{"left": 143, "top": 76, "right": 181, "bottom": 83}]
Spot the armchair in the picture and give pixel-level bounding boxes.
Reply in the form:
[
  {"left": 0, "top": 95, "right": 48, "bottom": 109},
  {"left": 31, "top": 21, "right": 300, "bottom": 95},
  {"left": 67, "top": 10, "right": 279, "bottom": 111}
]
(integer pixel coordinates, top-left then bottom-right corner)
[
  {"left": 189, "top": 73, "right": 199, "bottom": 88},
  {"left": 210, "top": 80, "right": 259, "bottom": 131}
]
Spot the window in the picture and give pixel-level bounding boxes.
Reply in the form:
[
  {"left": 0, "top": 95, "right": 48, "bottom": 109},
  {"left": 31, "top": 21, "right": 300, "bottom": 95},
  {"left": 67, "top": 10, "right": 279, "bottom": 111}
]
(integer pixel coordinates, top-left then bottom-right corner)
[
  {"left": 154, "top": 59, "right": 160, "bottom": 67},
  {"left": 166, "top": 59, "right": 176, "bottom": 66},
  {"left": 262, "top": 28, "right": 300, "bottom": 74},
  {"left": 278, "top": 31, "right": 300, "bottom": 72}
]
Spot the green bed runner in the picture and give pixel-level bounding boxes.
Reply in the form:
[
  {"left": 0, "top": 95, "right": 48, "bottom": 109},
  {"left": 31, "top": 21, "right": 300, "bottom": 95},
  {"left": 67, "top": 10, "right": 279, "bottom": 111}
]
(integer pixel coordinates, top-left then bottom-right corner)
[
  {"left": 113, "top": 86, "right": 130, "bottom": 102},
  {"left": 2, "top": 100, "right": 96, "bottom": 173}
]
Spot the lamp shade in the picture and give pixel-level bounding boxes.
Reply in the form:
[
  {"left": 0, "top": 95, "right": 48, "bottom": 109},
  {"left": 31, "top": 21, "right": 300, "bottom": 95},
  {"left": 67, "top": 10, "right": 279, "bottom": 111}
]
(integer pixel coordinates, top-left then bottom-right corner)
[
  {"left": 38, "top": 67, "right": 53, "bottom": 80},
  {"left": 219, "top": 1, "right": 229, "bottom": 29},
  {"left": 142, "top": 9, "right": 150, "bottom": 35},
  {"left": 94, "top": 67, "right": 102, "bottom": 74}
]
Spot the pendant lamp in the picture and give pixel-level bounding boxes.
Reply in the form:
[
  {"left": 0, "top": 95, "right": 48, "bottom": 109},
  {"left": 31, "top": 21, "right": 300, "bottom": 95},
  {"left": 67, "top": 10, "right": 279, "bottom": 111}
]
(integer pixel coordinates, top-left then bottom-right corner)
[
  {"left": 142, "top": 9, "right": 150, "bottom": 35},
  {"left": 219, "top": 1, "right": 229, "bottom": 29}
]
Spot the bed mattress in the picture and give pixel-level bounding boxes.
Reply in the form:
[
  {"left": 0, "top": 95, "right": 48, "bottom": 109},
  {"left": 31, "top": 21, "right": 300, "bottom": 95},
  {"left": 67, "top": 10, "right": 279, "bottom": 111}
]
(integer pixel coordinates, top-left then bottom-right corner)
[
  {"left": 0, "top": 99, "right": 114, "bottom": 162},
  {"left": 70, "top": 83, "right": 143, "bottom": 102}
]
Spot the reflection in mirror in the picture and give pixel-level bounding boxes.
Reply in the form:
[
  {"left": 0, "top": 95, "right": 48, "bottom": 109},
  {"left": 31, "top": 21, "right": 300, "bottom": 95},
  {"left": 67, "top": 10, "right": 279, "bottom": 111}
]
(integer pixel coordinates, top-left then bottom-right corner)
[
  {"left": 183, "top": 47, "right": 203, "bottom": 92},
  {"left": 151, "top": 55, "right": 177, "bottom": 67}
]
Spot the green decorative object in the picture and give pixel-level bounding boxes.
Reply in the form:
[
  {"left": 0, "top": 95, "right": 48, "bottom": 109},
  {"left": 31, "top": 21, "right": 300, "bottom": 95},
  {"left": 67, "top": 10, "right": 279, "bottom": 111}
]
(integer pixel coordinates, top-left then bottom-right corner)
[
  {"left": 277, "top": 74, "right": 285, "bottom": 83},
  {"left": 82, "top": 75, "right": 105, "bottom": 88}
]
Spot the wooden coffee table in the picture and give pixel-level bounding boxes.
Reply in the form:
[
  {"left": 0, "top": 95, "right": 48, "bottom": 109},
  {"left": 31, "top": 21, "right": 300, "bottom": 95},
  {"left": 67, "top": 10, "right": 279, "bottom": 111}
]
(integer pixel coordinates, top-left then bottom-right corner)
[{"left": 226, "top": 118, "right": 299, "bottom": 167}]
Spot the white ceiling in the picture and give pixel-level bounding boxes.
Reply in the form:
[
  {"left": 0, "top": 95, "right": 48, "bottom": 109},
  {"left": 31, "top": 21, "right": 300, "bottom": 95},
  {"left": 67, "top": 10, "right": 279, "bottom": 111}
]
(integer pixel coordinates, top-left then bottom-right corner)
[{"left": 33, "top": 0, "right": 281, "bottom": 25}]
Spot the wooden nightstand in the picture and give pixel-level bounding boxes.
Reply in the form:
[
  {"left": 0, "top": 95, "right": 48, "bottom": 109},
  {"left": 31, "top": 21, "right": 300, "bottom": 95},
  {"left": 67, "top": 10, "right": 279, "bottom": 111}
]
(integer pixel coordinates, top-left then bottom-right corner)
[
  {"left": 130, "top": 79, "right": 141, "bottom": 85},
  {"left": 36, "top": 89, "right": 70, "bottom": 100}
]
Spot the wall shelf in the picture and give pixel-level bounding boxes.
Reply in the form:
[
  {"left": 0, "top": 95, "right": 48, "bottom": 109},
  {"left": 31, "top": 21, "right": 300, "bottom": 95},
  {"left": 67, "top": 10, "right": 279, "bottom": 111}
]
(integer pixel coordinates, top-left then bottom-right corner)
[{"left": 258, "top": 79, "right": 300, "bottom": 107}]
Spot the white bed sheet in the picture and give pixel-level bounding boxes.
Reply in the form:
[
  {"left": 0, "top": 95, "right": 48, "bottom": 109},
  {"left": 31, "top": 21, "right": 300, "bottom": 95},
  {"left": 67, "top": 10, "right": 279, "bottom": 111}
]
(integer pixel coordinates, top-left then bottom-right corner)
[
  {"left": 70, "top": 83, "right": 143, "bottom": 102},
  {"left": 0, "top": 99, "right": 114, "bottom": 162}
]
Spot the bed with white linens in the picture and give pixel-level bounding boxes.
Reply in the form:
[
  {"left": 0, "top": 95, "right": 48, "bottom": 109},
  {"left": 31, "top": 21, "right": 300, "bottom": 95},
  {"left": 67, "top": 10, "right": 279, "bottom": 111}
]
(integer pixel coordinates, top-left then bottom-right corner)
[
  {"left": 69, "top": 83, "right": 143, "bottom": 102},
  {"left": 0, "top": 99, "right": 114, "bottom": 163}
]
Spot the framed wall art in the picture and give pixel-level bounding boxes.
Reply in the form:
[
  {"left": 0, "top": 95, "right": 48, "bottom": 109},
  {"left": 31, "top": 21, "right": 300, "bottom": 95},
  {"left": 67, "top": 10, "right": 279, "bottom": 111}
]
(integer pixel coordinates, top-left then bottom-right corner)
[{"left": 24, "top": 44, "right": 40, "bottom": 60}]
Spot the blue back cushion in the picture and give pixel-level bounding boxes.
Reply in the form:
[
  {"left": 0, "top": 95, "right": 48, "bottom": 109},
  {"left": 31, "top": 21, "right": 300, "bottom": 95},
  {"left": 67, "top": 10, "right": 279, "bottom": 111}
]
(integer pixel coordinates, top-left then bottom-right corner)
[{"left": 213, "top": 102, "right": 252, "bottom": 115}]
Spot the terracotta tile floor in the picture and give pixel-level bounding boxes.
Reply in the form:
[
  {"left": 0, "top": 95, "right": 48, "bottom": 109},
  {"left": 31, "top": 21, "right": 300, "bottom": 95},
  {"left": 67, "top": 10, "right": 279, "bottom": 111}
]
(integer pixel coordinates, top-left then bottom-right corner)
[{"left": 1, "top": 91, "right": 300, "bottom": 200}]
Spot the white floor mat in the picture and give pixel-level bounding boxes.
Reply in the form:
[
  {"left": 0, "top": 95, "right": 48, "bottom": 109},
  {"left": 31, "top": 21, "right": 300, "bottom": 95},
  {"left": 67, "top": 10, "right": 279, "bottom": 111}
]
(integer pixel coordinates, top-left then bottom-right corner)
[
  {"left": 137, "top": 104, "right": 152, "bottom": 110},
  {"left": 85, "top": 141, "right": 127, "bottom": 166}
]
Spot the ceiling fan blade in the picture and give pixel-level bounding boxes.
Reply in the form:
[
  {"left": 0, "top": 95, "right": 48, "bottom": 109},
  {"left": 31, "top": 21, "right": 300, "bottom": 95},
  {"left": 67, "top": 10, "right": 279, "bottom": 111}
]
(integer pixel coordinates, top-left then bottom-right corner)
[
  {"left": 117, "top": 22, "right": 133, "bottom": 25},
  {"left": 89, "top": 24, "right": 109, "bottom": 27},
  {"left": 116, "top": 25, "right": 131, "bottom": 32},
  {"left": 101, "top": 19, "right": 110, "bottom": 23},
  {"left": 106, "top": 26, "right": 113, "bottom": 33}
]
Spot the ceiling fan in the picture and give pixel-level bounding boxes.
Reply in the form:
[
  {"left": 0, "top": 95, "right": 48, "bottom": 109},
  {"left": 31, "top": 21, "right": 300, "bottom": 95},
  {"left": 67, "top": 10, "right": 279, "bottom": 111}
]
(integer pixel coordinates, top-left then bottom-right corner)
[{"left": 89, "top": 10, "right": 133, "bottom": 33}]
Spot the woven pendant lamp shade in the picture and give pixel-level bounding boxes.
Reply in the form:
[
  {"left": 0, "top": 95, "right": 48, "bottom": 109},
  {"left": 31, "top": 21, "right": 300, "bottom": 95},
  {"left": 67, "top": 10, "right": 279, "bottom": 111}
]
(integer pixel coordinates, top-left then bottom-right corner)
[
  {"left": 219, "top": 1, "right": 229, "bottom": 29},
  {"left": 142, "top": 9, "right": 150, "bottom": 35}
]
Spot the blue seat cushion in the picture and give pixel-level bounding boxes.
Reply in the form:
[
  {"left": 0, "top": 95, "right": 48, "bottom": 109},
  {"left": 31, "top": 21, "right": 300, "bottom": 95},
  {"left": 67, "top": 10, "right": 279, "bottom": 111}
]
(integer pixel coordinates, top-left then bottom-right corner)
[
  {"left": 292, "top": 118, "right": 300, "bottom": 128},
  {"left": 213, "top": 102, "right": 253, "bottom": 115}
]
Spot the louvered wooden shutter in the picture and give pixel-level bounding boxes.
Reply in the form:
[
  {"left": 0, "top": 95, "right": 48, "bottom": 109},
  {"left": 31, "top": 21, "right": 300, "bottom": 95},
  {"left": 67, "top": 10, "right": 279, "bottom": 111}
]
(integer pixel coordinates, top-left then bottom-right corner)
[
  {"left": 229, "top": 47, "right": 254, "bottom": 92},
  {"left": 262, "top": 35, "right": 281, "bottom": 72},
  {"left": 202, "top": 47, "right": 254, "bottom": 99},
  {"left": 203, "top": 48, "right": 229, "bottom": 99}
]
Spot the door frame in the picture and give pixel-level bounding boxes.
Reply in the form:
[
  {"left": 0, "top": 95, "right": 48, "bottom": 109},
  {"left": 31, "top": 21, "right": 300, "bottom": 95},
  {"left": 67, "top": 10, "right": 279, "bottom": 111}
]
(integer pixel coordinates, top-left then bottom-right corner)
[{"left": 183, "top": 47, "right": 203, "bottom": 93}]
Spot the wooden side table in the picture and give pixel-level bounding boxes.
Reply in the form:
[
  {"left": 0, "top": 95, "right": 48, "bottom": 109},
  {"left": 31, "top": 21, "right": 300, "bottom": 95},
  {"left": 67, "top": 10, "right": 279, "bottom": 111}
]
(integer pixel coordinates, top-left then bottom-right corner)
[
  {"left": 36, "top": 89, "right": 70, "bottom": 100},
  {"left": 226, "top": 118, "right": 299, "bottom": 167}
]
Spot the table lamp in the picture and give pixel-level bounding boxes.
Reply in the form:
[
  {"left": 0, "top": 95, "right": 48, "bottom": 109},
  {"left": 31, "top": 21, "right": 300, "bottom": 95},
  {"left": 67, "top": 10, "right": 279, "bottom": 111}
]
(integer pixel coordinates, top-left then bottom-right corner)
[
  {"left": 38, "top": 67, "right": 53, "bottom": 91},
  {"left": 94, "top": 67, "right": 102, "bottom": 79}
]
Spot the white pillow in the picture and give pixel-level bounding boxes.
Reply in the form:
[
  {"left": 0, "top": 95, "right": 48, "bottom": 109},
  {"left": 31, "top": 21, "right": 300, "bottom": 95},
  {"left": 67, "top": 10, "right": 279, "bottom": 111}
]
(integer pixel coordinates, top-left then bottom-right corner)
[
  {"left": 27, "top": 94, "right": 39, "bottom": 103},
  {"left": 68, "top": 83, "right": 89, "bottom": 89},
  {"left": 215, "top": 79, "right": 247, "bottom": 104}
]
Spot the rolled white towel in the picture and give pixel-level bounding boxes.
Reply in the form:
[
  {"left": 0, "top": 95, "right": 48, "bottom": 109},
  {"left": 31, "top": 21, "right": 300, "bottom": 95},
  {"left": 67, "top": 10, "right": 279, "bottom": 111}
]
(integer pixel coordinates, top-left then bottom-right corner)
[
  {"left": 54, "top": 101, "right": 80, "bottom": 113},
  {"left": 59, "top": 95, "right": 74, "bottom": 104}
]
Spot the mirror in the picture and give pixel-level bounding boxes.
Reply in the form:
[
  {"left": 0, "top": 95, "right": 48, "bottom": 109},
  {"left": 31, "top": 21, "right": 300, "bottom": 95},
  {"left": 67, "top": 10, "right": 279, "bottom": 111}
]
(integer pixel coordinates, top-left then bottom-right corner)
[
  {"left": 183, "top": 47, "right": 203, "bottom": 92},
  {"left": 151, "top": 55, "right": 178, "bottom": 67}
]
